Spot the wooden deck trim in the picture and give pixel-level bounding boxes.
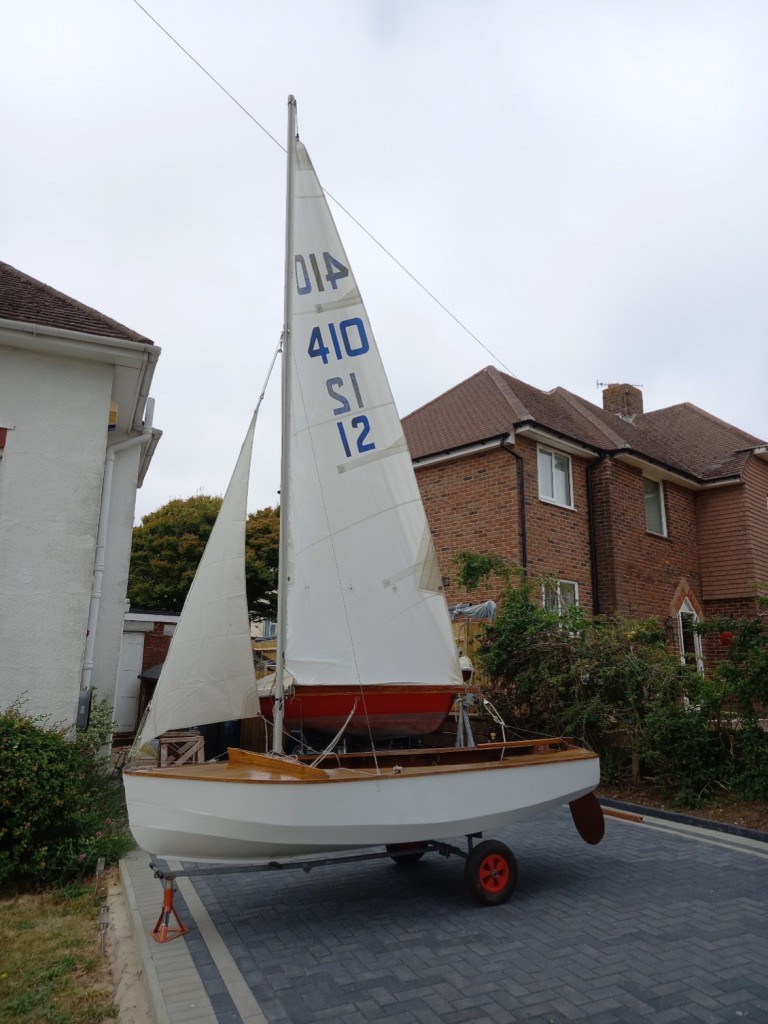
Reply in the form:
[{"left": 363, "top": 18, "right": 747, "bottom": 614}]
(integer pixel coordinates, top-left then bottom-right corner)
[
  {"left": 228, "top": 748, "right": 327, "bottom": 778},
  {"left": 124, "top": 742, "right": 597, "bottom": 785}
]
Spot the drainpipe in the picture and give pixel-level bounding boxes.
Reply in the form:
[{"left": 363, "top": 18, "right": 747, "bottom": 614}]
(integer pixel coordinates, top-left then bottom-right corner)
[
  {"left": 78, "top": 401, "right": 155, "bottom": 723},
  {"left": 500, "top": 438, "right": 527, "bottom": 573},
  {"left": 586, "top": 460, "right": 601, "bottom": 616}
]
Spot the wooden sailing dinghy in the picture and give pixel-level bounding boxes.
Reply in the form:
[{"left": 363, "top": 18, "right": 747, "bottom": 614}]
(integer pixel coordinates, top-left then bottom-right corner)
[
  {"left": 126, "top": 741, "right": 599, "bottom": 863},
  {"left": 123, "top": 98, "right": 602, "bottom": 896}
]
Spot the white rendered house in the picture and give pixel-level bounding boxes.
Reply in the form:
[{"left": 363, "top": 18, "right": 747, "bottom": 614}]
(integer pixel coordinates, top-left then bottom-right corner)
[{"left": 0, "top": 262, "right": 162, "bottom": 729}]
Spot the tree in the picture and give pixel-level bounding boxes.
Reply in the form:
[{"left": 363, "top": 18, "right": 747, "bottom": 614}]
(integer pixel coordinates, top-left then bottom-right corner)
[{"left": 127, "top": 496, "right": 279, "bottom": 618}]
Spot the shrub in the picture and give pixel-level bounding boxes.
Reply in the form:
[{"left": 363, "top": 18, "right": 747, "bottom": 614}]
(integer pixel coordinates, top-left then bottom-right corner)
[
  {"left": 639, "top": 695, "right": 728, "bottom": 805},
  {"left": 452, "top": 552, "right": 763, "bottom": 798},
  {"left": 0, "top": 699, "right": 134, "bottom": 891},
  {"left": 693, "top": 597, "right": 768, "bottom": 799},
  {"left": 455, "top": 559, "right": 695, "bottom": 781}
]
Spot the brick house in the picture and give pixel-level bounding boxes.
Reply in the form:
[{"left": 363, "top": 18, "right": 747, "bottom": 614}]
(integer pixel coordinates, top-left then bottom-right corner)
[
  {"left": 403, "top": 368, "right": 768, "bottom": 670},
  {"left": 0, "top": 262, "right": 162, "bottom": 727}
]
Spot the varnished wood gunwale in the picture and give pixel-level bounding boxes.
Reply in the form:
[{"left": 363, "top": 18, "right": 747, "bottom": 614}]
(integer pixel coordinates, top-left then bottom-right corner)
[{"left": 124, "top": 739, "right": 598, "bottom": 785}]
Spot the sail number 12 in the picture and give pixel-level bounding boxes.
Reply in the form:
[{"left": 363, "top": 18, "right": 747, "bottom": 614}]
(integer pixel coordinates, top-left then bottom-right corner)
[{"left": 326, "top": 372, "right": 375, "bottom": 458}]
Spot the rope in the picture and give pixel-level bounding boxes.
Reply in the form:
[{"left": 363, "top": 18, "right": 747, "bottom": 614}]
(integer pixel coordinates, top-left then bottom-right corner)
[
  {"left": 310, "top": 699, "right": 359, "bottom": 768},
  {"left": 482, "top": 698, "right": 508, "bottom": 743}
]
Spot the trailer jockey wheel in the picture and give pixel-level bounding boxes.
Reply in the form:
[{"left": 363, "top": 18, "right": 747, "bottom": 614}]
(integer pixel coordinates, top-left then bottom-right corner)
[
  {"left": 465, "top": 839, "right": 517, "bottom": 905},
  {"left": 386, "top": 842, "right": 426, "bottom": 865}
]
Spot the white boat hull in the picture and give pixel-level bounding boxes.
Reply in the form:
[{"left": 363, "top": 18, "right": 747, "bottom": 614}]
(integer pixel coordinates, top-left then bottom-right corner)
[{"left": 124, "top": 744, "right": 600, "bottom": 863}]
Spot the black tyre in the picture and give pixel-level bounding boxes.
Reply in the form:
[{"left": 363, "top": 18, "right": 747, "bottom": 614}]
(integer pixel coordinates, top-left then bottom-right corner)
[{"left": 464, "top": 839, "right": 517, "bottom": 905}]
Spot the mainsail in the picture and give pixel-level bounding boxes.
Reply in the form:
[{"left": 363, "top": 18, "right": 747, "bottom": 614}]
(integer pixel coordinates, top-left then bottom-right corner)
[
  {"left": 137, "top": 412, "right": 261, "bottom": 747},
  {"left": 284, "top": 139, "right": 462, "bottom": 690}
]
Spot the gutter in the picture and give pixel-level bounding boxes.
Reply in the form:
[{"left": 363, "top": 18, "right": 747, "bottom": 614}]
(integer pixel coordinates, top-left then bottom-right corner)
[
  {"left": 411, "top": 435, "right": 512, "bottom": 468},
  {"left": 514, "top": 423, "right": 600, "bottom": 460},
  {"left": 0, "top": 316, "right": 158, "bottom": 369}
]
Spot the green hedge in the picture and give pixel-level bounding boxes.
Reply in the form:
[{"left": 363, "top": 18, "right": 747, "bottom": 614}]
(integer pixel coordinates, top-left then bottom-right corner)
[{"left": 0, "top": 699, "right": 134, "bottom": 891}]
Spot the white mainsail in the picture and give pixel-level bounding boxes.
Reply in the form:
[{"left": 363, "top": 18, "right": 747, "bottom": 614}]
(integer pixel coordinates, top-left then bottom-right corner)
[
  {"left": 284, "top": 139, "right": 462, "bottom": 690},
  {"left": 137, "top": 412, "right": 261, "bottom": 747}
]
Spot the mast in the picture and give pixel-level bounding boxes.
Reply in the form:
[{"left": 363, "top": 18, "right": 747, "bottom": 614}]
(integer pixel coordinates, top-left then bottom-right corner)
[{"left": 272, "top": 95, "right": 297, "bottom": 755}]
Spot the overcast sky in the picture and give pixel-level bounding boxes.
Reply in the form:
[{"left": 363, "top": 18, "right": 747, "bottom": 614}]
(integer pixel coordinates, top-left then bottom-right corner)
[{"left": 4, "top": 1, "right": 767, "bottom": 520}]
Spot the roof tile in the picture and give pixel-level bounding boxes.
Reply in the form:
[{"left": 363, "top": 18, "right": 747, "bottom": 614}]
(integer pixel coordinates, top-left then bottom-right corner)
[
  {"left": 0, "top": 262, "right": 153, "bottom": 344},
  {"left": 403, "top": 367, "right": 766, "bottom": 483}
]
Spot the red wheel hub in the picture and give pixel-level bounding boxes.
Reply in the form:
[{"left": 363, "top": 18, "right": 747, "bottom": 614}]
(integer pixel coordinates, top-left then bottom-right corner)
[{"left": 478, "top": 853, "right": 510, "bottom": 893}]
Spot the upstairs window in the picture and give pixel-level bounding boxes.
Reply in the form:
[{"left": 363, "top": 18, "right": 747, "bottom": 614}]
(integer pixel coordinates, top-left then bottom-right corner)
[
  {"left": 538, "top": 446, "right": 573, "bottom": 508},
  {"left": 543, "top": 579, "right": 579, "bottom": 614},
  {"left": 644, "top": 477, "right": 666, "bottom": 536}
]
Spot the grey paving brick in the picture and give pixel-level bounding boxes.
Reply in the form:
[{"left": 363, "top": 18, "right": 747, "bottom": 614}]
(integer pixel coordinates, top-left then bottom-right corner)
[
  {"left": 645, "top": 1010, "right": 693, "bottom": 1024},
  {"left": 125, "top": 807, "right": 768, "bottom": 1024}
]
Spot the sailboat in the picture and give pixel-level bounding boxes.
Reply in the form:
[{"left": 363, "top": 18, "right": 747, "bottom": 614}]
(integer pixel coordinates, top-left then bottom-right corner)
[{"left": 123, "top": 98, "right": 602, "bottom": 901}]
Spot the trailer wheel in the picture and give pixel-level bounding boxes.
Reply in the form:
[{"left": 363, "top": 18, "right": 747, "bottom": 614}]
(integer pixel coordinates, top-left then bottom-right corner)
[
  {"left": 386, "top": 842, "right": 425, "bottom": 865},
  {"left": 465, "top": 840, "right": 517, "bottom": 905}
]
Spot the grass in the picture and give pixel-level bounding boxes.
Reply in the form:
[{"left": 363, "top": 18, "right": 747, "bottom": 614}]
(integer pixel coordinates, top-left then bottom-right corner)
[{"left": 0, "top": 878, "right": 116, "bottom": 1024}]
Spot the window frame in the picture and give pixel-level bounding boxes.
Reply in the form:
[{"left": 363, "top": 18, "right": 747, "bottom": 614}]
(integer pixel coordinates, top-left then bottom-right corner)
[
  {"left": 643, "top": 476, "right": 667, "bottom": 537},
  {"left": 542, "top": 579, "right": 579, "bottom": 615},
  {"left": 537, "top": 445, "right": 574, "bottom": 509},
  {"left": 677, "top": 598, "right": 704, "bottom": 674}
]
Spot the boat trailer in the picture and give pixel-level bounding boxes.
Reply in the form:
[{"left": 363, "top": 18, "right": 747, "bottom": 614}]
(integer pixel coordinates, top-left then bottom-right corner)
[{"left": 148, "top": 833, "right": 517, "bottom": 942}]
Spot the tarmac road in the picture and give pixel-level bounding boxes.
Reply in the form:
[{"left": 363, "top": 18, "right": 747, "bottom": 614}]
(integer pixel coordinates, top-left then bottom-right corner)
[{"left": 121, "top": 805, "right": 768, "bottom": 1024}]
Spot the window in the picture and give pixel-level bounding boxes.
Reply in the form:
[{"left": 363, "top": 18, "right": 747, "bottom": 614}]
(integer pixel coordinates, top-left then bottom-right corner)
[
  {"left": 543, "top": 579, "right": 579, "bottom": 614},
  {"left": 537, "top": 447, "right": 573, "bottom": 508},
  {"left": 678, "top": 599, "right": 703, "bottom": 673},
  {"left": 644, "top": 477, "right": 666, "bottom": 536}
]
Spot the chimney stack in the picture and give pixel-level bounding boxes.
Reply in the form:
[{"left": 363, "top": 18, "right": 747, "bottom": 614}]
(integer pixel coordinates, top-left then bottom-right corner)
[{"left": 602, "top": 383, "right": 643, "bottom": 422}]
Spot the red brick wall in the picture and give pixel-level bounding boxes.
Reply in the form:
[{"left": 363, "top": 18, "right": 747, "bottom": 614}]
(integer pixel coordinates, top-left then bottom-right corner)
[
  {"left": 415, "top": 438, "right": 594, "bottom": 610},
  {"left": 417, "top": 443, "right": 709, "bottom": 630},
  {"left": 696, "top": 483, "right": 752, "bottom": 600},
  {"left": 588, "top": 459, "right": 617, "bottom": 614},
  {"left": 141, "top": 623, "right": 173, "bottom": 672},
  {"left": 589, "top": 458, "right": 702, "bottom": 621},
  {"left": 416, "top": 446, "right": 520, "bottom": 606},
  {"left": 415, "top": 442, "right": 768, "bottom": 672},
  {"left": 518, "top": 437, "right": 594, "bottom": 611},
  {"left": 695, "top": 457, "right": 767, "bottom": 616},
  {"left": 743, "top": 458, "right": 768, "bottom": 586}
]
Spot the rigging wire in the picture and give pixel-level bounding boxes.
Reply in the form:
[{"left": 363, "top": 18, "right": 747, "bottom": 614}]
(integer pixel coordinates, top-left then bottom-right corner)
[{"left": 129, "top": 0, "right": 517, "bottom": 378}]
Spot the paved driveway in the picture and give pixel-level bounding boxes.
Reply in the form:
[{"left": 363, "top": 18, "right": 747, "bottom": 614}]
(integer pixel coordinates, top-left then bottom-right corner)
[{"left": 122, "top": 808, "right": 768, "bottom": 1024}]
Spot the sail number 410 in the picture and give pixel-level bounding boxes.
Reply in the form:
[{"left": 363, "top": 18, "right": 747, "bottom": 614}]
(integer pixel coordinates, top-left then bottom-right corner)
[
  {"left": 295, "top": 252, "right": 349, "bottom": 294},
  {"left": 308, "top": 318, "right": 369, "bottom": 365}
]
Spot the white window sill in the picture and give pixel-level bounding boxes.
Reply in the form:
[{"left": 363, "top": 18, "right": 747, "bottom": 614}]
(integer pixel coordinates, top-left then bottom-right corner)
[{"left": 538, "top": 496, "right": 576, "bottom": 511}]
